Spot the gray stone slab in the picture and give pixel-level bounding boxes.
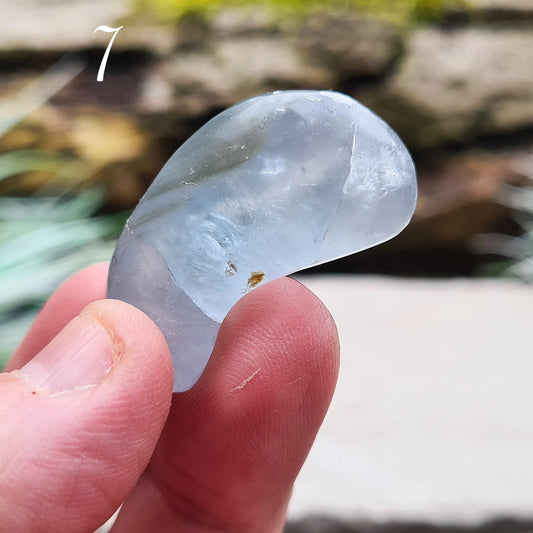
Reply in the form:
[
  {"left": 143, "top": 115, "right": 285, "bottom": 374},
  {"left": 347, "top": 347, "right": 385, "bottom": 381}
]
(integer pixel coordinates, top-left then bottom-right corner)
[{"left": 289, "top": 276, "right": 533, "bottom": 524}]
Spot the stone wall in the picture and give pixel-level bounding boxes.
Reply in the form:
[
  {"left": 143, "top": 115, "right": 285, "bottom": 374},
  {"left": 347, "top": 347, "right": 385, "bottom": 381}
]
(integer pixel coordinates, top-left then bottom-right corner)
[{"left": 1, "top": 0, "right": 532, "bottom": 275}]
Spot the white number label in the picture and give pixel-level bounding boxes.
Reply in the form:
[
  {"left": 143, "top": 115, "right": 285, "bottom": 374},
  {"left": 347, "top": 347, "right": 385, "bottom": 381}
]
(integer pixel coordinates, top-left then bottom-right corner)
[{"left": 93, "top": 25, "right": 123, "bottom": 82}]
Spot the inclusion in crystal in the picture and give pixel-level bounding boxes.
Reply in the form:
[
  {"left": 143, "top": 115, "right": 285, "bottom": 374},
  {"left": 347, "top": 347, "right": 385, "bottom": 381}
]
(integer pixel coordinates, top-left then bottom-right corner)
[{"left": 108, "top": 90, "right": 417, "bottom": 391}]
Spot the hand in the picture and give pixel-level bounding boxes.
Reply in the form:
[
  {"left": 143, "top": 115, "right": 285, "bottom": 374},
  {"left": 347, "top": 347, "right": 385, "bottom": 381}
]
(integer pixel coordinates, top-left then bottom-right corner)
[{"left": 0, "top": 263, "right": 339, "bottom": 532}]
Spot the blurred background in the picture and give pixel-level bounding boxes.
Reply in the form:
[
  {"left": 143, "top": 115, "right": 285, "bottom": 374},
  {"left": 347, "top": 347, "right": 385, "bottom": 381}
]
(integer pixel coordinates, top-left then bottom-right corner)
[{"left": 0, "top": 1, "right": 532, "bottom": 532}]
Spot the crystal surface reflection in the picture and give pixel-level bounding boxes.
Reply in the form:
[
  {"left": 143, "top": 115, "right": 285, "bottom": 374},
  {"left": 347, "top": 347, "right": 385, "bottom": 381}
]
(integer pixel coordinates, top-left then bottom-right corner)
[{"left": 108, "top": 91, "right": 417, "bottom": 391}]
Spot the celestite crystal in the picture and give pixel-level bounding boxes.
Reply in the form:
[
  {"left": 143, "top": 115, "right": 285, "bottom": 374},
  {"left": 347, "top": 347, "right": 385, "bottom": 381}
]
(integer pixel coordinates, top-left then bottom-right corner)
[{"left": 108, "top": 91, "right": 417, "bottom": 391}]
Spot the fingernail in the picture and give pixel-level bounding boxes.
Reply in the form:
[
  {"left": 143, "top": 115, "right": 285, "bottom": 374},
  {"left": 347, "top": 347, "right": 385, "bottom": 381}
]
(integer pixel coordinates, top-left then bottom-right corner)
[{"left": 19, "top": 315, "right": 115, "bottom": 393}]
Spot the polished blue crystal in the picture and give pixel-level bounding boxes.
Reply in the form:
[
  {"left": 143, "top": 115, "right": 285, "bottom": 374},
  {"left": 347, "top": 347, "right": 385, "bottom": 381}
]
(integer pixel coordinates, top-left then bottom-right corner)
[{"left": 108, "top": 91, "right": 417, "bottom": 391}]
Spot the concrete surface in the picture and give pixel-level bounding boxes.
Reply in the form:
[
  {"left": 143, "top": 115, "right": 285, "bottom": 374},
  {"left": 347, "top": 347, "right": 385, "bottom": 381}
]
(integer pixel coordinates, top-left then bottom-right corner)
[{"left": 288, "top": 276, "right": 533, "bottom": 524}]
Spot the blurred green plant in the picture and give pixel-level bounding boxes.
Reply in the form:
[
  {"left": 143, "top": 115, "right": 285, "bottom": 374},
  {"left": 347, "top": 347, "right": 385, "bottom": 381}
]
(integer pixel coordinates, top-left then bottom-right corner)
[
  {"left": 0, "top": 58, "right": 128, "bottom": 370},
  {"left": 136, "top": 0, "right": 466, "bottom": 24},
  {"left": 474, "top": 164, "right": 533, "bottom": 283},
  {"left": 0, "top": 151, "right": 128, "bottom": 369},
  {"left": 493, "top": 180, "right": 533, "bottom": 282}
]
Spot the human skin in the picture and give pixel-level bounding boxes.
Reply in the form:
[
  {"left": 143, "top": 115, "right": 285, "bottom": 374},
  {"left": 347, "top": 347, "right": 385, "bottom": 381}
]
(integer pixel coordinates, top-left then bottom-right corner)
[{"left": 0, "top": 262, "right": 339, "bottom": 532}]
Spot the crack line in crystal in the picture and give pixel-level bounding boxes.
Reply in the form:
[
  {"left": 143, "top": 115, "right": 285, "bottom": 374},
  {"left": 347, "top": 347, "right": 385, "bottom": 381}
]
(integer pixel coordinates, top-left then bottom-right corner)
[{"left": 315, "top": 122, "right": 357, "bottom": 263}]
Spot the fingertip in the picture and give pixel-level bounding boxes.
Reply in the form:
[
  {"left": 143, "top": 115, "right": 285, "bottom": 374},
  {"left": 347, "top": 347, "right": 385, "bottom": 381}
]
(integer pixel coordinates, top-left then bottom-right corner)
[
  {"left": 64, "top": 261, "right": 110, "bottom": 291},
  {"left": 207, "top": 276, "right": 340, "bottom": 402},
  {"left": 44, "top": 262, "right": 110, "bottom": 312},
  {"left": 180, "top": 277, "right": 340, "bottom": 477},
  {"left": 0, "top": 297, "right": 174, "bottom": 532}
]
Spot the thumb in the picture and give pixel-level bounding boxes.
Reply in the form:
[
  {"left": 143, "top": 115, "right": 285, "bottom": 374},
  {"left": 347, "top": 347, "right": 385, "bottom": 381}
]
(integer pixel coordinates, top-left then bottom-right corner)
[{"left": 0, "top": 300, "right": 173, "bottom": 532}]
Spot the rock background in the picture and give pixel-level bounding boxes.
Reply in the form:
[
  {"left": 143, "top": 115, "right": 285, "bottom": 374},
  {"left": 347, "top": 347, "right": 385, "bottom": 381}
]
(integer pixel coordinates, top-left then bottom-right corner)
[{"left": 1, "top": 0, "right": 532, "bottom": 276}]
